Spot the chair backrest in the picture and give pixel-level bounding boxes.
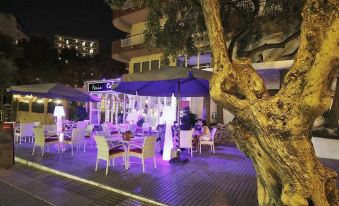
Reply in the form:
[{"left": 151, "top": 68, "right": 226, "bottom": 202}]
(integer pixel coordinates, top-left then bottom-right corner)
[
  {"left": 142, "top": 136, "right": 157, "bottom": 158},
  {"left": 203, "top": 126, "right": 210, "bottom": 137},
  {"left": 71, "top": 128, "right": 86, "bottom": 144},
  {"left": 77, "top": 121, "right": 87, "bottom": 129},
  {"left": 85, "top": 124, "right": 95, "bottom": 136},
  {"left": 179, "top": 129, "right": 194, "bottom": 148},
  {"left": 210, "top": 128, "right": 217, "bottom": 141},
  {"left": 33, "top": 127, "right": 45, "bottom": 146},
  {"left": 94, "top": 135, "right": 109, "bottom": 159},
  {"left": 20, "top": 123, "right": 34, "bottom": 136},
  {"left": 33, "top": 122, "right": 41, "bottom": 127},
  {"left": 43, "top": 125, "right": 57, "bottom": 133}
]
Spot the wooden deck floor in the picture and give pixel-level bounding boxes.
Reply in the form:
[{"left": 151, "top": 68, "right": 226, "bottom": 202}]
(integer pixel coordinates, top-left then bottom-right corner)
[{"left": 14, "top": 142, "right": 339, "bottom": 206}]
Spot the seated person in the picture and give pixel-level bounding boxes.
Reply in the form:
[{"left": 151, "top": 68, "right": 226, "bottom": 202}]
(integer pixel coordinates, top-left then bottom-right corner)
[
  {"left": 193, "top": 119, "right": 203, "bottom": 135},
  {"left": 199, "top": 120, "right": 211, "bottom": 141},
  {"left": 171, "top": 121, "right": 180, "bottom": 147}
]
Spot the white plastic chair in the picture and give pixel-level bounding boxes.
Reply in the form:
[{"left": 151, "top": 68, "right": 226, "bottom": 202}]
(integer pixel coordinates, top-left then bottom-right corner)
[
  {"left": 94, "top": 135, "right": 125, "bottom": 175},
  {"left": 32, "top": 127, "right": 59, "bottom": 156},
  {"left": 15, "top": 123, "right": 34, "bottom": 144},
  {"left": 77, "top": 121, "right": 87, "bottom": 129},
  {"left": 199, "top": 128, "right": 217, "bottom": 154},
  {"left": 128, "top": 136, "right": 157, "bottom": 173},
  {"left": 179, "top": 129, "right": 194, "bottom": 157},
  {"left": 63, "top": 127, "right": 86, "bottom": 155}
]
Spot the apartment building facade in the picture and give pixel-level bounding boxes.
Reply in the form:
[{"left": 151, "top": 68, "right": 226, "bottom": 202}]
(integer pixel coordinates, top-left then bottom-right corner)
[
  {"left": 54, "top": 35, "right": 99, "bottom": 57},
  {"left": 110, "top": 4, "right": 296, "bottom": 124},
  {"left": 0, "top": 13, "right": 29, "bottom": 44}
]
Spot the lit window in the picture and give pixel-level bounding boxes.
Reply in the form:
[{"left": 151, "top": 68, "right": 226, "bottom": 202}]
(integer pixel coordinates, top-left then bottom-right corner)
[
  {"left": 58, "top": 44, "right": 61, "bottom": 47},
  {"left": 90, "top": 42, "right": 94, "bottom": 47},
  {"left": 75, "top": 46, "right": 78, "bottom": 49},
  {"left": 75, "top": 39, "right": 78, "bottom": 43},
  {"left": 89, "top": 49, "right": 94, "bottom": 54},
  {"left": 66, "top": 40, "right": 69, "bottom": 44},
  {"left": 59, "top": 37, "right": 62, "bottom": 41},
  {"left": 82, "top": 41, "right": 86, "bottom": 46},
  {"left": 67, "top": 45, "right": 70, "bottom": 48}
]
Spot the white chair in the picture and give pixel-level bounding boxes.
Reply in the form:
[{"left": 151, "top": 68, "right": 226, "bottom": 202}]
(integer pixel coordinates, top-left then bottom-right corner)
[
  {"left": 77, "top": 121, "right": 87, "bottom": 129},
  {"left": 199, "top": 128, "right": 217, "bottom": 154},
  {"left": 85, "top": 124, "right": 95, "bottom": 147},
  {"left": 94, "top": 135, "right": 125, "bottom": 175},
  {"left": 32, "top": 127, "right": 59, "bottom": 156},
  {"left": 63, "top": 127, "right": 86, "bottom": 155},
  {"left": 179, "top": 129, "right": 194, "bottom": 157},
  {"left": 128, "top": 136, "right": 157, "bottom": 173},
  {"left": 15, "top": 123, "right": 34, "bottom": 144}
]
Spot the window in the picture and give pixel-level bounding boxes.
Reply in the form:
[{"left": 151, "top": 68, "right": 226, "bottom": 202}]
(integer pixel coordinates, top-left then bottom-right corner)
[
  {"left": 142, "top": 61, "right": 149, "bottom": 72},
  {"left": 134, "top": 63, "right": 141, "bottom": 73},
  {"left": 18, "top": 102, "right": 29, "bottom": 111},
  {"left": 32, "top": 102, "right": 44, "bottom": 113},
  {"left": 47, "top": 102, "right": 56, "bottom": 113},
  {"left": 150, "top": 60, "right": 160, "bottom": 70},
  {"left": 176, "top": 52, "right": 212, "bottom": 69}
]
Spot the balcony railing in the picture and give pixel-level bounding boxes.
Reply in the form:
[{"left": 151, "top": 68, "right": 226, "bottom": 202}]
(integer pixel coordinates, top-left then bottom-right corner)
[{"left": 121, "top": 33, "right": 145, "bottom": 48}]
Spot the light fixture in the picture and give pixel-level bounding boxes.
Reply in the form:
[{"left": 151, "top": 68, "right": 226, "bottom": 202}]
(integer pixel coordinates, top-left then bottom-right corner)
[
  {"left": 53, "top": 106, "right": 65, "bottom": 132},
  {"left": 36, "top": 99, "right": 44, "bottom": 104},
  {"left": 162, "top": 106, "right": 176, "bottom": 161},
  {"left": 55, "top": 99, "right": 62, "bottom": 104}
]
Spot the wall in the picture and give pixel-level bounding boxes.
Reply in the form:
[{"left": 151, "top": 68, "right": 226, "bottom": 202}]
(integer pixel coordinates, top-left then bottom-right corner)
[{"left": 312, "top": 137, "right": 339, "bottom": 160}]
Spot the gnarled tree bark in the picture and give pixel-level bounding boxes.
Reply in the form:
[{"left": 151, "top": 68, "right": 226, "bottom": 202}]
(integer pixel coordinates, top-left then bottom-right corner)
[{"left": 201, "top": 0, "right": 339, "bottom": 205}]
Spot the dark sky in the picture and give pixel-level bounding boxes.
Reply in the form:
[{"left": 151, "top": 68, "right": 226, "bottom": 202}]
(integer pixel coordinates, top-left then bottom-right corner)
[{"left": 0, "top": 0, "right": 125, "bottom": 49}]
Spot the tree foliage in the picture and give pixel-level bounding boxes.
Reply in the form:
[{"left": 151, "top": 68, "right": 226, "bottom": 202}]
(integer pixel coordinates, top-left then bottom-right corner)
[{"left": 105, "top": 0, "right": 304, "bottom": 61}]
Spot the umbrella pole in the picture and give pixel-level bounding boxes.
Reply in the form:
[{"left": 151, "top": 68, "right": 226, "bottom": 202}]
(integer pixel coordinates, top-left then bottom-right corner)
[{"left": 170, "top": 79, "right": 188, "bottom": 164}]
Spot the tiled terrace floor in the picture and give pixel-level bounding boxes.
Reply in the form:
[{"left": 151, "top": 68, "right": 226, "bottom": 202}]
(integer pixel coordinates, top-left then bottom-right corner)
[{"left": 14, "top": 142, "right": 339, "bottom": 206}]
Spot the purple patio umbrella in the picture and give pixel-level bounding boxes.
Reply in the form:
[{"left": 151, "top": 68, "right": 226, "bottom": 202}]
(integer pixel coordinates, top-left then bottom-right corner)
[
  {"left": 7, "top": 83, "right": 100, "bottom": 102},
  {"left": 113, "top": 67, "right": 212, "bottom": 163},
  {"left": 113, "top": 67, "right": 212, "bottom": 97}
]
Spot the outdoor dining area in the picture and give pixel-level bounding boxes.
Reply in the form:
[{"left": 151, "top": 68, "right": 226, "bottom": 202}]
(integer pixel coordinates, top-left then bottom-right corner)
[
  {"left": 9, "top": 68, "right": 223, "bottom": 174},
  {"left": 7, "top": 68, "right": 339, "bottom": 206}
]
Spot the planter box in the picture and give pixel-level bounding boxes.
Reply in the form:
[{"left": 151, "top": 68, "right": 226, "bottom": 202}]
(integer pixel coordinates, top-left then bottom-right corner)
[{"left": 312, "top": 137, "right": 339, "bottom": 160}]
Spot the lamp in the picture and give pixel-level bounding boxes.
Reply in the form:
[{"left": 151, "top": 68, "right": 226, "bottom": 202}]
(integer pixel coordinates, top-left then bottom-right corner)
[
  {"left": 162, "top": 106, "right": 176, "bottom": 161},
  {"left": 53, "top": 106, "right": 65, "bottom": 132}
]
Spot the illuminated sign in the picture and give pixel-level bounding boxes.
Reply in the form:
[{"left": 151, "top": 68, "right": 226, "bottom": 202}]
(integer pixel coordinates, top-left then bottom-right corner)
[{"left": 88, "top": 82, "right": 117, "bottom": 92}]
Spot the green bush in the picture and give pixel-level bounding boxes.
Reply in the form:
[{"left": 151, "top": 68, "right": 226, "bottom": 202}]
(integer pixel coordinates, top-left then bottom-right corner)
[{"left": 180, "top": 106, "right": 197, "bottom": 130}]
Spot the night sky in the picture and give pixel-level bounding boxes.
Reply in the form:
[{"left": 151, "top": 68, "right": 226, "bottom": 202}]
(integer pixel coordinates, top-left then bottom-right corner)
[{"left": 0, "top": 0, "right": 125, "bottom": 49}]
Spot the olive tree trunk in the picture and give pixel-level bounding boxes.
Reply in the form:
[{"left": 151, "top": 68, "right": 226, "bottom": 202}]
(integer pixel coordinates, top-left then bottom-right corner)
[{"left": 201, "top": 0, "right": 339, "bottom": 205}]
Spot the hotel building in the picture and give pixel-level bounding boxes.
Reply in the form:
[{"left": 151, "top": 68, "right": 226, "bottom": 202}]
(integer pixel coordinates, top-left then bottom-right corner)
[{"left": 54, "top": 35, "right": 99, "bottom": 57}]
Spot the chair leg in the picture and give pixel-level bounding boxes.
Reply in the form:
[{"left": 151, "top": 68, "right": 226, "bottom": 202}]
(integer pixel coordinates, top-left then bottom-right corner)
[
  {"left": 71, "top": 144, "right": 74, "bottom": 156},
  {"left": 41, "top": 146, "right": 44, "bottom": 156},
  {"left": 200, "top": 143, "right": 202, "bottom": 154},
  {"left": 95, "top": 158, "right": 99, "bottom": 171},
  {"left": 154, "top": 156, "right": 156, "bottom": 168},
  {"left": 83, "top": 142, "right": 86, "bottom": 152},
  {"left": 112, "top": 158, "right": 115, "bottom": 166},
  {"left": 213, "top": 144, "right": 215, "bottom": 153},
  {"left": 142, "top": 158, "right": 145, "bottom": 173},
  {"left": 106, "top": 160, "right": 110, "bottom": 175},
  {"left": 32, "top": 145, "right": 35, "bottom": 155},
  {"left": 191, "top": 147, "right": 193, "bottom": 157}
]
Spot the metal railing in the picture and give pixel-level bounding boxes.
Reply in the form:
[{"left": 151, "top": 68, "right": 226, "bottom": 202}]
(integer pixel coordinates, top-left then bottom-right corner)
[{"left": 121, "top": 33, "right": 145, "bottom": 48}]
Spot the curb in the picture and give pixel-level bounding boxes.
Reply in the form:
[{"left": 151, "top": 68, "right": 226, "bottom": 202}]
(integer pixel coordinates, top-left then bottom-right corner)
[{"left": 15, "top": 157, "right": 166, "bottom": 206}]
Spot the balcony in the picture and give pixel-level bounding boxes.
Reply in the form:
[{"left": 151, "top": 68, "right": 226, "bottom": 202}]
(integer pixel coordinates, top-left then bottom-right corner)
[
  {"left": 121, "top": 33, "right": 145, "bottom": 47},
  {"left": 111, "top": 33, "right": 160, "bottom": 63},
  {"left": 112, "top": 7, "right": 149, "bottom": 33}
]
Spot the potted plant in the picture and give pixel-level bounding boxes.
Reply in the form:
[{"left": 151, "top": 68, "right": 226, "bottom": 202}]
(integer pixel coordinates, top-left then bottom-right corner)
[{"left": 180, "top": 106, "right": 197, "bottom": 130}]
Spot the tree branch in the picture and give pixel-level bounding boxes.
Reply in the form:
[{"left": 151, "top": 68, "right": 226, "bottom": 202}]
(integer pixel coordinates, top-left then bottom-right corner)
[
  {"left": 243, "top": 31, "right": 300, "bottom": 58},
  {"left": 227, "top": 29, "right": 249, "bottom": 61},
  {"left": 278, "top": 0, "right": 339, "bottom": 118}
]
